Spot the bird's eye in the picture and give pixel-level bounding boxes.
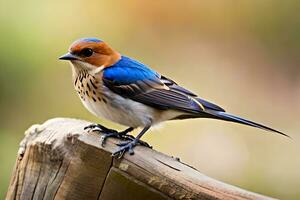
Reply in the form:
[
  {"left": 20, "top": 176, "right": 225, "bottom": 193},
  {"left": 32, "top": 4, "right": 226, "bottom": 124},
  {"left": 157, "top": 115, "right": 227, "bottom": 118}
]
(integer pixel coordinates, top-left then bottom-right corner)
[{"left": 80, "top": 48, "right": 93, "bottom": 57}]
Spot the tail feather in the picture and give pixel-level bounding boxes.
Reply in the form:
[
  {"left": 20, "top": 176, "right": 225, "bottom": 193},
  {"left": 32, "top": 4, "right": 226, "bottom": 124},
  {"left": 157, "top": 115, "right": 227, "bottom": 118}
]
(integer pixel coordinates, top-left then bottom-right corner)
[{"left": 207, "top": 111, "right": 290, "bottom": 138}]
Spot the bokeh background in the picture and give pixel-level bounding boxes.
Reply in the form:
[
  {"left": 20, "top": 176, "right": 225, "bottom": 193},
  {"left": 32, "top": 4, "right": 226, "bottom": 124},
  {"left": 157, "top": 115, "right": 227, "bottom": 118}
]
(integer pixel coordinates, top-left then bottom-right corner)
[{"left": 0, "top": 1, "right": 299, "bottom": 199}]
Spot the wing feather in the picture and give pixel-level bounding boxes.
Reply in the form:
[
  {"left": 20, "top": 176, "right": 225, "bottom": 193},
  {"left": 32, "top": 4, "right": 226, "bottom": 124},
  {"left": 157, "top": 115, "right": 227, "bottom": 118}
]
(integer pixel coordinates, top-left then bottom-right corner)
[
  {"left": 103, "top": 77, "right": 205, "bottom": 113},
  {"left": 102, "top": 56, "right": 224, "bottom": 113}
]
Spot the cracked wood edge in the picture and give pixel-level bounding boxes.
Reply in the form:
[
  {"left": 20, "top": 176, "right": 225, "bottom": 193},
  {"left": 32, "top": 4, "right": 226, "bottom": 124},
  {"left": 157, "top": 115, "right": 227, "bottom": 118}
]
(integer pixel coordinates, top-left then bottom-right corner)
[{"left": 6, "top": 118, "right": 276, "bottom": 200}]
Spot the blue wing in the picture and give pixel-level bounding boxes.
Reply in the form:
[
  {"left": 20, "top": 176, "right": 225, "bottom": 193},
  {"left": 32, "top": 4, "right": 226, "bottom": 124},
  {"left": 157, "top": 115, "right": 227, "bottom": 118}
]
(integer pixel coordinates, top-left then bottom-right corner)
[
  {"left": 103, "top": 56, "right": 224, "bottom": 113},
  {"left": 103, "top": 56, "right": 159, "bottom": 84}
]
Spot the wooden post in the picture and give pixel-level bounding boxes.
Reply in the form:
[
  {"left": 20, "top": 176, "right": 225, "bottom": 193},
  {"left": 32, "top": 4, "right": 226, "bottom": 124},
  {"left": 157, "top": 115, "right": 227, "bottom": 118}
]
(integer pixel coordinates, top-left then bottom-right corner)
[{"left": 6, "top": 118, "right": 276, "bottom": 200}]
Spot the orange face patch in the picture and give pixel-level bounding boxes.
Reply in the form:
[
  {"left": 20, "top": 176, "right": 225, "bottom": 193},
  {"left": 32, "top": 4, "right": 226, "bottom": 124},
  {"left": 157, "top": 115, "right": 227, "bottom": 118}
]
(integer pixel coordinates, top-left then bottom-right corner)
[{"left": 69, "top": 40, "right": 121, "bottom": 67}]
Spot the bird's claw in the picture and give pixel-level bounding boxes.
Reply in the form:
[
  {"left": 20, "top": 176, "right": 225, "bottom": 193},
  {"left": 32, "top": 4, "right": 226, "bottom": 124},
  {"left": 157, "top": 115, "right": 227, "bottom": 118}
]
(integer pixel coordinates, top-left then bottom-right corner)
[
  {"left": 118, "top": 139, "right": 152, "bottom": 148},
  {"left": 84, "top": 124, "right": 135, "bottom": 147},
  {"left": 112, "top": 139, "right": 152, "bottom": 158},
  {"left": 112, "top": 140, "right": 137, "bottom": 157},
  {"left": 84, "top": 124, "right": 151, "bottom": 158},
  {"left": 100, "top": 132, "right": 121, "bottom": 147}
]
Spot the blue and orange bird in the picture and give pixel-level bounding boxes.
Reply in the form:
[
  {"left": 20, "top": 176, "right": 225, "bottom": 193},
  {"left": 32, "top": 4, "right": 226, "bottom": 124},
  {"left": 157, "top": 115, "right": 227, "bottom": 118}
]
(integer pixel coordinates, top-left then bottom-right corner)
[{"left": 59, "top": 38, "right": 289, "bottom": 157}]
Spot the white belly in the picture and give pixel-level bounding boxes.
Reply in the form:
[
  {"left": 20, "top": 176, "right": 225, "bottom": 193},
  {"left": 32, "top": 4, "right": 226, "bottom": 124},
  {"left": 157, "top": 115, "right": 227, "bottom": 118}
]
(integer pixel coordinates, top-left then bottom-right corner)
[
  {"left": 80, "top": 89, "right": 154, "bottom": 127},
  {"left": 80, "top": 90, "right": 182, "bottom": 128}
]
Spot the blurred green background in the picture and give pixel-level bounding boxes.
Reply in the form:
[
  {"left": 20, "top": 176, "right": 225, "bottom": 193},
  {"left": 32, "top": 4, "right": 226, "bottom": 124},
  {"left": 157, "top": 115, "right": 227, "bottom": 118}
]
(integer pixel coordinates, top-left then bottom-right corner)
[{"left": 0, "top": 0, "right": 299, "bottom": 199}]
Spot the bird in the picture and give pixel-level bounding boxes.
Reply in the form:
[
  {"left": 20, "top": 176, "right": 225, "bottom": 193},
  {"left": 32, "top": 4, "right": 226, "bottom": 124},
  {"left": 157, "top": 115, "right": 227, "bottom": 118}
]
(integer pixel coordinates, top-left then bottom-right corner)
[{"left": 59, "top": 37, "right": 289, "bottom": 157}]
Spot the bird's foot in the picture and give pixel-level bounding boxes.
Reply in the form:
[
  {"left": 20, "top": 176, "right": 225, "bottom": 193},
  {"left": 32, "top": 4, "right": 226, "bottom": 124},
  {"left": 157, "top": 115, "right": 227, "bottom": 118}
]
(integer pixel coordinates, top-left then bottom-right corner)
[
  {"left": 118, "top": 139, "right": 152, "bottom": 149},
  {"left": 112, "top": 139, "right": 152, "bottom": 158},
  {"left": 84, "top": 124, "right": 134, "bottom": 147},
  {"left": 112, "top": 140, "right": 137, "bottom": 158}
]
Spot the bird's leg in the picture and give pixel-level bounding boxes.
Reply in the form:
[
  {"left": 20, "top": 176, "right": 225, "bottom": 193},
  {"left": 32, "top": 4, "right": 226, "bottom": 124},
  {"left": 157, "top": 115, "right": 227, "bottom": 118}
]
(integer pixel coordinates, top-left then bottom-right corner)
[
  {"left": 84, "top": 124, "right": 134, "bottom": 146},
  {"left": 112, "top": 125, "right": 151, "bottom": 158}
]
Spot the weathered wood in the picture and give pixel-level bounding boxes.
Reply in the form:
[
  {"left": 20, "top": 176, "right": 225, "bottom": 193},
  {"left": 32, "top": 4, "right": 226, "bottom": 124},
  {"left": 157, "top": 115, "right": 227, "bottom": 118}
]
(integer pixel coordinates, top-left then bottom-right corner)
[{"left": 6, "top": 118, "right": 276, "bottom": 200}]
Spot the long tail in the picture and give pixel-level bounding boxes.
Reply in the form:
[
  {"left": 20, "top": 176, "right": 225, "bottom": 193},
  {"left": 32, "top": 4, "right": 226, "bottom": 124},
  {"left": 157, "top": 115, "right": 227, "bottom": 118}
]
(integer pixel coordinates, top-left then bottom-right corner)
[{"left": 206, "top": 111, "right": 290, "bottom": 138}]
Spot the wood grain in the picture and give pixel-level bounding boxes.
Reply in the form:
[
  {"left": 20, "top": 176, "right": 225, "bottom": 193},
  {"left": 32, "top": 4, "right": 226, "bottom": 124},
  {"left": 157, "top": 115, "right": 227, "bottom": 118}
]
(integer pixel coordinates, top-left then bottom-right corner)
[{"left": 6, "top": 118, "right": 276, "bottom": 200}]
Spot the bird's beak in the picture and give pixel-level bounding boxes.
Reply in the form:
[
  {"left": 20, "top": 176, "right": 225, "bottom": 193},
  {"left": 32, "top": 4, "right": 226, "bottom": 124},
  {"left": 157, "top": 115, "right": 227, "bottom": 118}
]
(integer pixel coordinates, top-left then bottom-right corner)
[{"left": 59, "top": 52, "right": 80, "bottom": 61}]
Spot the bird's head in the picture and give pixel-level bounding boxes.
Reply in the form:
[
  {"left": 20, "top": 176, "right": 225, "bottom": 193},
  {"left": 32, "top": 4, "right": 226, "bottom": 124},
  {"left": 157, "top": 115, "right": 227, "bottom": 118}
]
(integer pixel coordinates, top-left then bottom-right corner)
[{"left": 59, "top": 38, "right": 121, "bottom": 73}]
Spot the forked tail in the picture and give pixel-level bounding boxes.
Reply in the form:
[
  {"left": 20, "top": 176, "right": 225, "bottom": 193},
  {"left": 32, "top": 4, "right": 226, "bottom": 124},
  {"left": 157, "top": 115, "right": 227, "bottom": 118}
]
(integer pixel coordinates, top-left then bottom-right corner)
[{"left": 207, "top": 111, "right": 290, "bottom": 138}]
